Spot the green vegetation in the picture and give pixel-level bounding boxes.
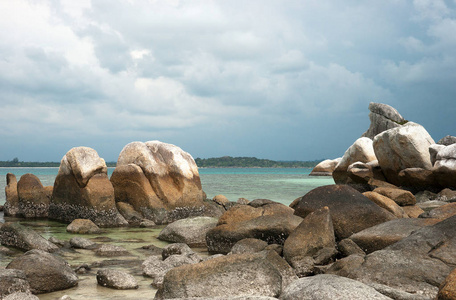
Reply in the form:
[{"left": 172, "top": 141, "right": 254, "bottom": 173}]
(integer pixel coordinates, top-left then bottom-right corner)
[
  {"left": 195, "top": 156, "right": 322, "bottom": 168},
  {"left": 0, "top": 158, "right": 117, "bottom": 167}
]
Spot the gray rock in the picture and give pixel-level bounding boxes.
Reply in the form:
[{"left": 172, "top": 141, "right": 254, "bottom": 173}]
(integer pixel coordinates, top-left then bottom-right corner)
[
  {"left": 437, "top": 135, "right": 456, "bottom": 146},
  {"left": 96, "top": 269, "right": 138, "bottom": 289},
  {"left": 6, "top": 249, "right": 78, "bottom": 294},
  {"left": 362, "top": 102, "right": 405, "bottom": 139},
  {"left": 0, "top": 222, "right": 58, "bottom": 252},
  {"left": 66, "top": 219, "right": 101, "bottom": 234},
  {"left": 280, "top": 274, "right": 392, "bottom": 300},
  {"left": 17, "top": 174, "right": 51, "bottom": 218},
  {"left": 4, "top": 173, "right": 20, "bottom": 217},
  {"left": 69, "top": 237, "right": 97, "bottom": 249},
  {"left": 161, "top": 243, "right": 196, "bottom": 260},
  {"left": 3, "top": 292, "right": 39, "bottom": 300},
  {"left": 230, "top": 238, "right": 268, "bottom": 254},
  {"left": 0, "top": 269, "right": 31, "bottom": 299},
  {"left": 155, "top": 250, "right": 296, "bottom": 299},
  {"left": 437, "top": 188, "right": 456, "bottom": 202},
  {"left": 158, "top": 217, "right": 218, "bottom": 247},
  {"left": 430, "top": 144, "right": 446, "bottom": 166},
  {"left": 337, "top": 238, "right": 365, "bottom": 257},
  {"left": 433, "top": 143, "right": 456, "bottom": 188},
  {"left": 95, "top": 244, "right": 131, "bottom": 257},
  {"left": 309, "top": 158, "right": 341, "bottom": 176}
]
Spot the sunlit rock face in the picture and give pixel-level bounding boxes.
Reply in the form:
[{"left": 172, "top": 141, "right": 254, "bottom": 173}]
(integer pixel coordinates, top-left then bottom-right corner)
[
  {"left": 111, "top": 141, "right": 205, "bottom": 224},
  {"left": 362, "top": 102, "right": 406, "bottom": 139},
  {"left": 49, "top": 147, "right": 127, "bottom": 227}
]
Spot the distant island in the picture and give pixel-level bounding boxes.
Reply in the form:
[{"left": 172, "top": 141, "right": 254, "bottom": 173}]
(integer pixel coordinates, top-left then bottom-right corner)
[{"left": 1, "top": 157, "right": 322, "bottom": 168}]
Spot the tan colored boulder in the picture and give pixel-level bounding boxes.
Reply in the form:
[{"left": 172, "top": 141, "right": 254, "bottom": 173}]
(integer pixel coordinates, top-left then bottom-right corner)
[
  {"left": 333, "top": 138, "right": 377, "bottom": 184},
  {"left": 402, "top": 205, "right": 425, "bottom": 218},
  {"left": 4, "top": 173, "right": 19, "bottom": 217},
  {"left": 373, "top": 122, "right": 435, "bottom": 186},
  {"left": 423, "top": 203, "right": 456, "bottom": 220},
  {"left": 66, "top": 219, "right": 101, "bottom": 234},
  {"left": 373, "top": 187, "right": 416, "bottom": 206},
  {"left": 363, "top": 191, "right": 408, "bottom": 218},
  {"left": 434, "top": 144, "right": 456, "bottom": 188},
  {"left": 212, "top": 194, "right": 230, "bottom": 206},
  {"left": 17, "top": 174, "right": 51, "bottom": 218},
  {"left": 116, "top": 201, "right": 144, "bottom": 225},
  {"left": 438, "top": 267, "right": 456, "bottom": 300},
  {"left": 283, "top": 207, "right": 336, "bottom": 264},
  {"left": 49, "top": 147, "right": 127, "bottom": 227},
  {"left": 347, "top": 160, "right": 386, "bottom": 184},
  {"left": 111, "top": 141, "right": 205, "bottom": 224},
  {"left": 309, "top": 158, "right": 341, "bottom": 176}
]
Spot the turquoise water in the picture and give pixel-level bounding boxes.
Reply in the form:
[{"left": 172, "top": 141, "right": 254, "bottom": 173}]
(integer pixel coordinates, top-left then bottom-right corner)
[{"left": 0, "top": 167, "right": 334, "bottom": 207}]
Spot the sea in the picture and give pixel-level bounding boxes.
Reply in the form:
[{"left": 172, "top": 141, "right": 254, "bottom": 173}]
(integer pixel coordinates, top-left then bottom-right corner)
[{"left": 0, "top": 167, "right": 334, "bottom": 299}]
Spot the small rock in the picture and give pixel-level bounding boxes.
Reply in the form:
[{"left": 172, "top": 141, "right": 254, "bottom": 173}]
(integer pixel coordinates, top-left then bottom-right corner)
[
  {"left": 0, "top": 269, "right": 31, "bottom": 298},
  {"left": 3, "top": 292, "right": 39, "bottom": 300},
  {"left": 95, "top": 244, "right": 131, "bottom": 257},
  {"left": 373, "top": 187, "right": 416, "bottom": 206},
  {"left": 66, "top": 219, "right": 101, "bottom": 234},
  {"left": 139, "top": 219, "right": 156, "bottom": 228},
  {"left": 230, "top": 238, "right": 268, "bottom": 254},
  {"left": 69, "top": 237, "right": 97, "bottom": 249},
  {"left": 96, "top": 269, "right": 138, "bottom": 290},
  {"left": 237, "top": 198, "right": 250, "bottom": 205},
  {"left": 161, "top": 243, "right": 195, "bottom": 260},
  {"left": 48, "top": 236, "right": 65, "bottom": 247},
  {"left": 158, "top": 216, "right": 218, "bottom": 247},
  {"left": 402, "top": 205, "right": 425, "bottom": 218},
  {"left": 337, "top": 238, "right": 365, "bottom": 257},
  {"left": 438, "top": 267, "right": 456, "bottom": 299}
]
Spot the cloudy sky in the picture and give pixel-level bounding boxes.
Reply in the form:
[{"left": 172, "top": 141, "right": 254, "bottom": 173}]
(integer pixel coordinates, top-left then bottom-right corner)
[{"left": 0, "top": 0, "right": 455, "bottom": 162}]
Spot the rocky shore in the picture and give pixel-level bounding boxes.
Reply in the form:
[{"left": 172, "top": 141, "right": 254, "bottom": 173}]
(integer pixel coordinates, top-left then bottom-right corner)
[{"left": 2, "top": 103, "right": 456, "bottom": 299}]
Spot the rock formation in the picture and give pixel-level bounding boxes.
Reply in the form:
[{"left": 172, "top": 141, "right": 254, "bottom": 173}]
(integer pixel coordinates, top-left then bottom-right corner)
[
  {"left": 110, "top": 141, "right": 206, "bottom": 224},
  {"left": 49, "top": 147, "right": 127, "bottom": 227},
  {"left": 362, "top": 102, "right": 406, "bottom": 139},
  {"left": 309, "top": 158, "right": 341, "bottom": 176},
  {"left": 17, "top": 174, "right": 52, "bottom": 218},
  {"left": 4, "top": 173, "right": 20, "bottom": 217}
]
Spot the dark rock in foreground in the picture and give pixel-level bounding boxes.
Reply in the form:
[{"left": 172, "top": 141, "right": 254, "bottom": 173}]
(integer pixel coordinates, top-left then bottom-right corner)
[
  {"left": 0, "top": 222, "right": 59, "bottom": 252},
  {"left": 0, "top": 269, "right": 31, "bottom": 299}
]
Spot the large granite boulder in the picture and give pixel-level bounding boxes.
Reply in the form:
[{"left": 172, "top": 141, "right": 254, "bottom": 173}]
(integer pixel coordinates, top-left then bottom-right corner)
[
  {"left": 373, "top": 122, "right": 435, "bottom": 186},
  {"left": 6, "top": 249, "right": 78, "bottom": 294},
  {"left": 332, "top": 138, "right": 377, "bottom": 184},
  {"left": 158, "top": 216, "right": 218, "bottom": 247},
  {"left": 0, "top": 222, "right": 58, "bottom": 252},
  {"left": 17, "top": 174, "right": 52, "bottom": 218},
  {"left": 362, "top": 191, "right": 408, "bottom": 218},
  {"left": 280, "top": 274, "right": 392, "bottom": 300},
  {"left": 362, "top": 102, "right": 406, "bottom": 140},
  {"left": 154, "top": 250, "right": 297, "bottom": 299},
  {"left": 4, "top": 173, "right": 20, "bottom": 217},
  {"left": 49, "top": 147, "right": 127, "bottom": 227},
  {"left": 110, "top": 141, "right": 205, "bottom": 224},
  {"left": 293, "top": 185, "right": 396, "bottom": 240},
  {"left": 0, "top": 269, "right": 31, "bottom": 299},
  {"left": 309, "top": 158, "right": 341, "bottom": 176},
  {"left": 433, "top": 144, "right": 456, "bottom": 188}
]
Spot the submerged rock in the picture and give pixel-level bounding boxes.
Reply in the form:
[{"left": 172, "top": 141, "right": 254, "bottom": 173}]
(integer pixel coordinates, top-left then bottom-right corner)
[
  {"left": 66, "top": 219, "right": 101, "bottom": 234},
  {"left": 96, "top": 269, "right": 138, "bottom": 290},
  {"left": 49, "top": 147, "right": 127, "bottom": 227},
  {"left": 158, "top": 216, "right": 218, "bottom": 247}
]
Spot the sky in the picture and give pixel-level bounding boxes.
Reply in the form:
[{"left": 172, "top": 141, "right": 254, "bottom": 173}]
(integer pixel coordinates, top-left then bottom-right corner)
[{"left": 0, "top": 0, "right": 455, "bottom": 162}]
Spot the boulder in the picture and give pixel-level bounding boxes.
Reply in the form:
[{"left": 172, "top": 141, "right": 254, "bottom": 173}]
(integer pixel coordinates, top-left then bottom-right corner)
[
  {"left": 431, "top": 144, "right": 447, "bottom": 166},
  {"left": 69, "top": 237, "right": 97, "bottom": 249},
  {"left": 111, "top": 141, "right": 205, "bottom": 224},
  {"left": 96, "top": 269, "right": 138, "bottom": 290},
  {"left": 16, "top": 174, "right": 51, "bottom": 218},
  {"left": 230, "top": 238, "right": 268, "bottom": 254},
  {"left": 332, "top": 138, "right": 377, "bottom": 184},
  {"left": 438, "top": 135, "right": 456, "bottom": 146},
  {"left": 116, "top": 201, "right": 144, "bottom": 225},
  {"left": 349, "top": 218, "right": 440, "bottom": 253},
  {"left": 155, "top": 250, "right": 297, "bottom": 299},
  {"left": 95, "top": 244, "right": 131, "bottom": 257},
  {"left": 0, "top": 269, "right": 31, "bottom": 299},
  {"left": 421, "top": 203, "right": 456, "bottom": 220},
  {"left": 0, "top": 222, "right": 58, "bottom": 252},
  {"left": 362, "top": 102, "right": 406, "bottom": 139},
  {"left": 398, "top": 168, "right": 437, "bottom": 191},
  {"left": 402, "top": 205, "right": 425, "bottom": 218},
  {"left": 434, "top": 144, "right": 456, "bottom": 188},
  {"left": 212, "top": 195, "right": 230, "bottom": 206},
  {"left": 373, "top": 122, "right": 435, "bottom": 186},
  {"left": 438, "top": 267, "right": 456, "bottom": 300},
  {"left": 283, "top": 207, "right": 335, "bottom": 264},
  {"left": 437, "top": 188, "right": 456, "bottom": 202},
  {"left": 337, "top": 239, "right": 365, "bottom": 257},
  {"left": 161, "top": 243, "right": 196, "bottom": 260},
  {"left": 373, "top": 187, "right": 416, "bottom": 206},
  {"left": 66, "top": 219, "right": 101, "bottom": 234},
  {"left": 158, "top": 216, "right": 218, "bottom": 247},
  {"left": 49, "top": 147, "right": 127, "bottom": 227},
  {"left": 3, "top": 292, "right": 39, "bottom": 300},
  {"left": 293, "top": 185, "right": 396, "bottom": 240},
  {"left": 6, "top": 249, "right": 78, "bottom": 294},
  {"left": 363, "top": 191, "right": 408, "bottom": 218},
  {"left": 347, "top": 160, "right": 386, "bottom": 184},
  {"left": 4, "top": 173, "right": 20, "bottom": 217},
  {"left": 206, "top": 214, "right": 303, "bottom": 254},
  {"left": 280, "top": 274, "right": 392, "bottom": 300},
  {"left": 309, "top": 158, "right": 341, "bottom": 176}
]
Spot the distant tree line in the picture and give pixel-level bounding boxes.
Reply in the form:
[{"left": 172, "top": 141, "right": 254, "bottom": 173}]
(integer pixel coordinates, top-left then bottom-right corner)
[
  {"left": 0, "top": 158, "right": 117, "bottom": 168},
  {"left": 194, "top": 156, "right": 322, "bottom": 168}
]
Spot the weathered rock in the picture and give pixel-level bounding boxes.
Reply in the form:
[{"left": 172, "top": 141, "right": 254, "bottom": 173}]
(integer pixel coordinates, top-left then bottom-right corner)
[
  {"left": 430, "top": 144, "right": 447, "bottom": 166},
  {"left": 415, "top": 190, "right": 438, "bottom": 203},
  {"left": 155, "top": 250, "right": 296, "bottom": 299},
  {"left": 96, "top": 269, "right": 138, "bottom": 290},
  {"left": 161, "top": 243, "right": 196, "bottom": 260},
  {"left": 402, "top": 205, "right": 425, "bottom": 218},
  {"left": 206, "top": 214, "right": 303, "bottom": 254},
  {"left": 69, "top": 237, "right": 97, "bottom": 249},
  {"left": 363, "top": 191, "right": 408, "bottom": 218},
  {"left": 49, "top": 147, "right": 127, "bottom": 227},
  {"left": 310, "top": 158, "right": 341, "bottom": 176},
  {"left": 434, "top": 144, "right": 456, "bottom": 188},
  {"left": 111, "top": 141, "right": 205, "bottom": 224},
  {"left": 3, "top": 292, "right": 39, "bottom": 300},
  {"left": 0, "top": 222, "right": 58, "bottom": 252},
  {"left": 230, "top": 238, "right": 268, "bottom": 254},
  {"left": 237, "top": 198, "right": 250, "bottom": 205},
  {"left": 293, "top": 185, "right": 396, "bottom": 240},
  {"left": 421, "top": 202, "right": 456, "bottom": 220},
  {"left": 373, "top": 122, "right": 435, "bottom": 186},
  {"left": 418, "top": 200, "right": 449, "bottom": 212},
  {"left": 212, "top": 195, "right": 230, "bottom": 207},
  {"left": 349, "top": 218, "right": 440, "bottom": 253},
  {"left": 16, "top": 174, "right": 51, "bottom": 218},
  {"left": 95, "top": 244, "right": 131, "bottom": 257},
  {"left": 4, "top": 173, "right": 20, "bottom": 217},
  {"left": 398, "top": 168, "right": 437, "bottom": 191},
  {"left": 438, "top": 267, "right": 456, "bottom": 300},
  {"left": 66, "top": 219, "right": 101, "bottom": 234},
  {"left": 158, "top": 216, "right": 218, "bottom": 247},
  {"left": 280, "top": 274, "right": 392, "bottom": 300},
  {"left": 333, "top": 138, "right": 377, "bottom": 184},
  {"left": 438, "top": 135, "right": 456, "bottom": 146},
  {"left": 6, "top": 249, "right": 78, "bottom": 294},
  {"left": 362, "top": 102, "right": 406, "bottom": 140},
  {"left": 337, "top": 238, "right": 365, "bottom": 257},
  {"left": 0, "top": 269, "right": 31, "bottom": 299},
  {"left": 438, "top": 188, "right": 456, "bottom": 202},
  {"left": 139, "top": 219, "right": 156, "bottom": 227},
  {"left": 347, "top": 160, "right": 386, "bottom": 184},
  {"left": 116, "top": 201, "right": 144, "bottom": 225},
  {"left": 283, "top": 207, "right": 335, "bottom": 264},
  {"left": 373, "top": 187, "right": 416, "bottom": 206}
]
